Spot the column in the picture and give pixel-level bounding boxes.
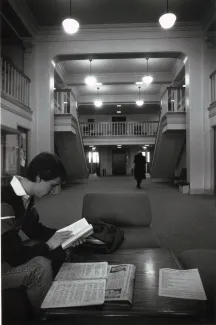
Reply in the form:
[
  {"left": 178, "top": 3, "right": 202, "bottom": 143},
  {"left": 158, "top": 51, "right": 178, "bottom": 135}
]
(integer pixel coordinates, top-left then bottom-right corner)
[
  {"left": 26, "top": 42, "right": 55, "bottom": 157},
  {"left": 185, "top": 53, "right": 205, "bottom": 194}
]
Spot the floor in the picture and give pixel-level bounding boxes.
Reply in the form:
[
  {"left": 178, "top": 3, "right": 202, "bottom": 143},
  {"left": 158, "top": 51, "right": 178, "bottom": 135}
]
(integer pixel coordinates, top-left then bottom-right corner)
[{"left": 36, "top": 175, "right": 216, "bottom": 255}]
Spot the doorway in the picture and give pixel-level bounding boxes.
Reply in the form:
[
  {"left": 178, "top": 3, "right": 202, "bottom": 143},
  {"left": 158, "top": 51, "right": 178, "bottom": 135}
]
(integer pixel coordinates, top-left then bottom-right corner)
[{"left": 112, "top": 150, "right": 126, "bottom": 175}]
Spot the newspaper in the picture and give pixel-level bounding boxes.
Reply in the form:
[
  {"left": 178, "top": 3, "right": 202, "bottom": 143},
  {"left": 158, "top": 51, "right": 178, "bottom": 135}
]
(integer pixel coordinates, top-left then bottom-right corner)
[
  {"left": 41, "top": 279, "right": 106, "bottom": 309},
  {"left": 105, "top": 264, "right": 136, "bottom": 304},
  {"left": 159, "top": 268, "right": 207, "bottom": 300},
  {"left": 55, "top": 262, "right": 108, "bottom": 281}
]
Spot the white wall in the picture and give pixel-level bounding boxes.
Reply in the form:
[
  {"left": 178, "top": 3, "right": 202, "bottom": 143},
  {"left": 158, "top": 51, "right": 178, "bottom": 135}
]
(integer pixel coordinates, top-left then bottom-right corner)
[{"left": 2, "top": 42, "right": 25, "bottom": 72}]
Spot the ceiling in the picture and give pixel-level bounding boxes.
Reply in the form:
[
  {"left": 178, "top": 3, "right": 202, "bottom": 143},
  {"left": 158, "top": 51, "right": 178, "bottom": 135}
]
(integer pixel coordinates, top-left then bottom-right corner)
[
  {"left": 23, "top": 0, "right": 214, "bottom": 26},
  {"left": 61, "top": 58, "right": 177, "bottom": 74},
  {"left": 58, "top": 57, "right": 177, "bottom": 114}
]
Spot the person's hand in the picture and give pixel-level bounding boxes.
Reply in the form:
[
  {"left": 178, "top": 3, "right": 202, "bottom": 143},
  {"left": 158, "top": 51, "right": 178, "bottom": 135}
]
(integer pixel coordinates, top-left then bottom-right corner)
[
  {"left": 46, "top": 231, "right": 73, "bottom": 250},
  {"left": 71, "top": 237, "right": 86, "bottom": 247}
]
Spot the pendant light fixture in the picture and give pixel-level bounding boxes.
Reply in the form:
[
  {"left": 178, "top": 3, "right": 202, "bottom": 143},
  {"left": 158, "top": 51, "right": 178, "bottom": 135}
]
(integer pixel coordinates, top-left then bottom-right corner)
[
  {"left": 142, "top": 58, "right": 153, "bottom": 85},
  {"left": 159, "top": 0, "right": 176, "bottom": 29},
  {"left": 94, "top": 87, "right": 103, "bottom": 107},
  {"left": 62, "top": 0, "right": 79, "bottom": 34},
  {"left": 136, "top": 87, "right": 144, "bottom": 107},
  {"left": 85, "top": 59, "right": 97, "bottom": 87}
]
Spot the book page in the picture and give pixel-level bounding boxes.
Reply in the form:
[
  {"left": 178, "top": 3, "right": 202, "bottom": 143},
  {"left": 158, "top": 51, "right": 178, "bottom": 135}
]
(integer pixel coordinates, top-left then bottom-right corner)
[
  {"left": 41, "top": 279, "right": 106, "bottom": 309},
  {"left": 55, "top": 262, "right": 108, "bottom": 281},
  {"left": 57, "top": 219, "right": 93, "bottom": 249},
  {"left": 105, "top": 264, "right": 136, "bottom": 304},
  {"left": 158, "top": 268, "right": 207, "bottom": 300}
]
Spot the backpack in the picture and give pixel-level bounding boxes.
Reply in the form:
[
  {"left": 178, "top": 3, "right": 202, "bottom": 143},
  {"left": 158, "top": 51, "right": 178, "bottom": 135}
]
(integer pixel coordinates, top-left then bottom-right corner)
[{"left": 83, "top": 221, "right": 124, "bottom": 254}]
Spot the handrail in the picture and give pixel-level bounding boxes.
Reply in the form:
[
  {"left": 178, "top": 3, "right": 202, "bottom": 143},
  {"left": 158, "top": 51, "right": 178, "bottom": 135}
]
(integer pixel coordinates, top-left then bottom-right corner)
[
  {"left": 80, "top": 121, "right": 158, "bottom": 137},
  {"left": 1, "top": 56, "right": 30, "bottom": 82},
  {"left": 210, "top": 69, "right": 216, "bottom": 79},
  {"left": 1, "top": 56, "right": 31, "bottom": 107}
]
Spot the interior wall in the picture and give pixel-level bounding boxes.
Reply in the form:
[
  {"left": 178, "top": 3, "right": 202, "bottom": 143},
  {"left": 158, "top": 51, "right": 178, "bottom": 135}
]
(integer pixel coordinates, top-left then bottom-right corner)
[
  {"left": 2, "top": 41, "right": 25, "bottom": 72},
  {"left": 79, "top": 114, "right": 159, "bottom": 123}
]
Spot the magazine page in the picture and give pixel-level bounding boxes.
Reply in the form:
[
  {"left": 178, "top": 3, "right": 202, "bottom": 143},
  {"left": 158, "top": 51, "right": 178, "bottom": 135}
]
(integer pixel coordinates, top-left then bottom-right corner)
[
  {"left": 105, "top": 264, "right": 136, "bottom": 304},
  {"left": 55, "top": 262, "right": 108, "bottom": 281},
  {"left": 41, "top": 279, "right": 106, "bottom": 309}
]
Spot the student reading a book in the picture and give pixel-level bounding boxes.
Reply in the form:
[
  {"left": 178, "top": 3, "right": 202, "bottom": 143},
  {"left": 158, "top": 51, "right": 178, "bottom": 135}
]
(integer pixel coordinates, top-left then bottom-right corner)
[{"left": 1, "top": 152, "right": 85, "bottom": 310}]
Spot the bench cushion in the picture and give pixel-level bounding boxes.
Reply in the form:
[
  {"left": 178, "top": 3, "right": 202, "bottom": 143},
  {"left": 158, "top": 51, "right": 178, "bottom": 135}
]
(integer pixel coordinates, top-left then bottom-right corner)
[
  {"left": 120, "top": 227, "right": 161, "bottom": 249},
  {"left": 82, "top": 192, "right": 152, "bottom": 227}
]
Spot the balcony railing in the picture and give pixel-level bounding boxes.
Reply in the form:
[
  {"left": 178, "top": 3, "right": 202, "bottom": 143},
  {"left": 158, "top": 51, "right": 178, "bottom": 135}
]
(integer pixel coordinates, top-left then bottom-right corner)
[
  {"left": 168, "top": 87, "right": 186, "bottom": 112},
  {"left": 54, "top": 89, "right": 71, "bottom": 114},
  {"left": 1, "top": 56, "right": 30, "bottom": 107},
  {"left": 210, "top": 69, "right": 216, "bottom": 104},
  {"left": 80, "top": 121, "right": 158, "bottom": 137}
]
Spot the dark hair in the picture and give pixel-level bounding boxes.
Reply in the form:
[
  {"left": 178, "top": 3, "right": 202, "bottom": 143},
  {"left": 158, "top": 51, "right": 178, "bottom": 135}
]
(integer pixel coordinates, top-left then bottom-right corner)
[{"left": 26, "top": 152, "right": 67, "bottom": 182}]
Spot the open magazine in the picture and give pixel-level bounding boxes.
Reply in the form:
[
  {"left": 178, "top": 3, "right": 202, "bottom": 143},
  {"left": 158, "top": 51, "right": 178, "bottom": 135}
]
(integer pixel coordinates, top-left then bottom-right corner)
[
  {"left": 41, "top": 262, "right": 136, "bottom": 309},
  {"left": 105, "top": 264, "right": 136, "bottom": 305},
  {"left": 57, "top": 218, "right": 93, "bottom": 249}
]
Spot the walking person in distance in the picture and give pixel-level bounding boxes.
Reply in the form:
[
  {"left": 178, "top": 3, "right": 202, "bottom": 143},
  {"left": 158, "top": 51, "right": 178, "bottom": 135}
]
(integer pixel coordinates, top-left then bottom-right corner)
[{"left": 134, "top": 150, "right": 146, "bottom": 189}]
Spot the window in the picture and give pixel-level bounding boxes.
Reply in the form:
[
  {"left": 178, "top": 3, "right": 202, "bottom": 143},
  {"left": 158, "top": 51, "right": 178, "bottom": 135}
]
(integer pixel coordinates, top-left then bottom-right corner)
[{"left": 88, "top": 151, "right": 99, "bottom": 163}]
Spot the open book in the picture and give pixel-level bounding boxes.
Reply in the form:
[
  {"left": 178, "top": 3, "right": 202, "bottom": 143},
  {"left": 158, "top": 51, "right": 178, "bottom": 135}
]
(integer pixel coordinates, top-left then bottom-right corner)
[
  {"left": 41, "top": 262, "right": 136, "bottom": 309},
  {"left": 57, "top": 218, "right": 93, "bottom": 249}
]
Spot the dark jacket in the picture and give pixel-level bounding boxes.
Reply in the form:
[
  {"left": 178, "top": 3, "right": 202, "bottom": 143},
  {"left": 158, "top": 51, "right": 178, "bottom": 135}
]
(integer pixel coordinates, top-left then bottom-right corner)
[
  {"left": 1, "top": 184, "right": 65, "bottom": 268},
  {"left": 134, "top": 153, "right": 146, "bottom": 179}
]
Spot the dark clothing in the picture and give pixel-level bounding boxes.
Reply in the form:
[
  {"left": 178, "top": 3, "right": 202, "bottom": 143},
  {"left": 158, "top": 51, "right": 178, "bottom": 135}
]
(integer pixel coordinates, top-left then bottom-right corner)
[
  {"left": 1, "top": 184, "right": 66, "bottom": 270},
  {"left": 134, "top": 153, "right": 146, "bottom": 180}
]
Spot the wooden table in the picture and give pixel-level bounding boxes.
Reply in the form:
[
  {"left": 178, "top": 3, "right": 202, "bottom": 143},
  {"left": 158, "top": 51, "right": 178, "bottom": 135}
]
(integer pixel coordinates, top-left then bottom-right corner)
[{"left": 42, "top": 249, "right": 210, "bottom": 324}]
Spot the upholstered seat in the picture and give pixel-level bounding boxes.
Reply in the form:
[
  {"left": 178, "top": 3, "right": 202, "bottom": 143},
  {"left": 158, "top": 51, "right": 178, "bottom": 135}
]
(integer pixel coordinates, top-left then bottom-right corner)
[{"left": 82, "top": 192, "right": 161, "bottom": 249}]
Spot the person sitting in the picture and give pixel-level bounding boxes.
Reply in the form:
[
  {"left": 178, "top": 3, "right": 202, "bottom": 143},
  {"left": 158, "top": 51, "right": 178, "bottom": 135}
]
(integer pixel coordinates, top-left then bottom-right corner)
[{"left": 1, "top": 152, "right": 84, "bottom": 312}]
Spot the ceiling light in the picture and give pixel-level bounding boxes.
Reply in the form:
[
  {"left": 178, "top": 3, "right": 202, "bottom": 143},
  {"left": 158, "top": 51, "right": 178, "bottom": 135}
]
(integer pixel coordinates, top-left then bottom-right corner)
[
  {"left": 142, "top": 76, "right": 153, "bottom": 84},
  {"left": 85, "top": 59, "right": 97, "bottom": 86},
  {"left": 117, "top": 110, "right": 121, "bottom": 114},
  {"left": 171, "top": 100, "right": 175, "bottom": 102},
  {"left": 85, "top": 76, "right": 97, "bottom": 86},
  {"left": 96, "top": 82, "right": 102, "bottom": 86},
  {"left": 136, "top": 100, "right": 144, "bottom": 107},
  {"left": 117, "top": 104, "right": 122, "bottom": 107},
  {"left": 159, "top": 0, "right": 176, "bottom": 29},
  {"left": 64, "top": 101, "right": 68, "bottom": 104},
  {"left": 94, "top": 87, "right": 103, "bottom": 107},
  {"left": 142, "top": 58, "right": 153, "bottom": 84},
  {"left": 136, "top": 81, "right": 143, "bottom": 85},
  {"left": 62, "top": 0, "right": 79, "bottom": 34},
  {"left": 136, "top": 86, "right": 144, "bottom": 107},
  {"left": 94, "top": 100, "right": 102, "bottom": 107}
]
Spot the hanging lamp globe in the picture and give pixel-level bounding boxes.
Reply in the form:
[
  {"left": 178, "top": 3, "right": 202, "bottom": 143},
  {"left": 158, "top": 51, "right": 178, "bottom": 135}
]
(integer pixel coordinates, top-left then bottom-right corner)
[
  {"left": 85, "top": 76, "right": 97, "bottom": 87},
  {"left": 62, "top": 18, "right": 79, "bottom": 34},
  {"left": 136, "top": 100, "right": 144, "bottom": 107},
  {"left": 94, "top": 100, "right": 103, "bottom": 107},
  {"left": 142, "top": 75, "right": 153, "bottom": 84},
  {"left": 159, "top": 13, "right": 176, "bottom": 29}
]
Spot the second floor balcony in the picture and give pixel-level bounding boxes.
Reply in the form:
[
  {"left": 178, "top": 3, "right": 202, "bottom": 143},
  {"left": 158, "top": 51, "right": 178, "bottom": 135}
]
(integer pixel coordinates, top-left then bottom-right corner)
[{"left": 80, "top": 121, "right": 158, "bottom": 137}]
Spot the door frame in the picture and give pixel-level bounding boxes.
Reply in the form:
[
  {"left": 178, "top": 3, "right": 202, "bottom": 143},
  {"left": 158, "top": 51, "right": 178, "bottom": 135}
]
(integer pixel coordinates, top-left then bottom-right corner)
[{"left": 112, "top": 149, "right": 126, "bottom": 175}]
